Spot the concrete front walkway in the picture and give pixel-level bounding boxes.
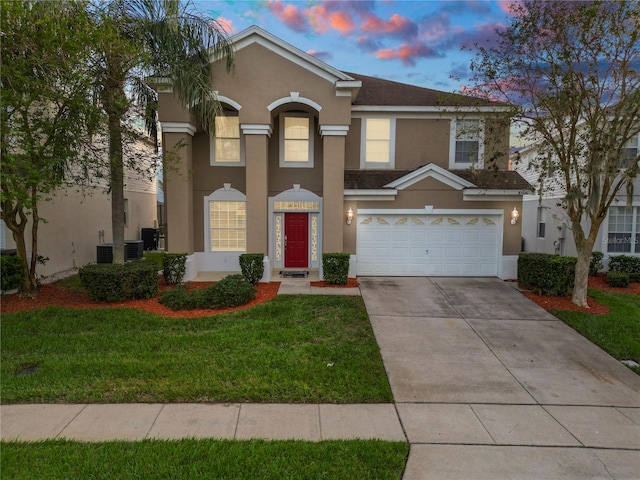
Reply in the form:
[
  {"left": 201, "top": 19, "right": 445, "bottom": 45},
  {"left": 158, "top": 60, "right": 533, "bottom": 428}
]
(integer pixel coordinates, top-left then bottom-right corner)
[
  {"left": 359, "top": 277, "right": 640, "bottom": 479},
  {"left": 0, "top": 403, "right": 404, "bottom": 442}
]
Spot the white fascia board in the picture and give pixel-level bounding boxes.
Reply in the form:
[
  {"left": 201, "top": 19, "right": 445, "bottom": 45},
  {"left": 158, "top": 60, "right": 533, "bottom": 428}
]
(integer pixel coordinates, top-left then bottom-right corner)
[
  {"left": 222, "top": 26, "right": 353, "bottom": 84},
  {"left": 351, "top": 105, "right": 510, "bottom": 113},
  {"left": 463, "top": 188, "right": 531, "bottom": 202},
  {"left": 358, "top": 208, "right": 504, "bottom": 215},
  {"left": 344, "top": 189, "right": 397, "bottom": 201},
  {"left": 385, "top": 163, "right": 475, "bottom": 191},
  {"left": 161, "top": 122, "right": 196, "bottom": 136}
]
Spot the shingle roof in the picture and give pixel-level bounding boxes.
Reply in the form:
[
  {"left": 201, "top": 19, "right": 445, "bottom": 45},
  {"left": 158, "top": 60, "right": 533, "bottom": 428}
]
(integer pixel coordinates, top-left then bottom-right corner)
[
  {"left": 345, "top": 72, "right": 498, "bottom": 108},
  {"left": 344, "top": 167, "right": 531, "bottom": 191}
]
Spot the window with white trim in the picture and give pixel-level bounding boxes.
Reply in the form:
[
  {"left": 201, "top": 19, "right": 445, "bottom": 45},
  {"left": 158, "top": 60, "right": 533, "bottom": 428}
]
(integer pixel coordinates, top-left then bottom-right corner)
[
  {"left": 280, "top": 113, "right": 314, "bottom": 167},
  {"left": 607, "top": 206, "right": 640, "bottom": 254},
  {"left": 211, "top": 115, "right": 243, "bottom": 166},
  {"left": 209, "top": 201, "right": 246, "bottom": 251},
  {"left": 537, "top": 206, "right": 546, "bottom": 238},
  {"left": 619, "top": 134, "right": 639, "bottom": 169},
  {"left": 361, "top": 118, "right": 395, "bottom": 169},
  {"left": 451, "top": 118, "right": 484, "bottom": 167}
]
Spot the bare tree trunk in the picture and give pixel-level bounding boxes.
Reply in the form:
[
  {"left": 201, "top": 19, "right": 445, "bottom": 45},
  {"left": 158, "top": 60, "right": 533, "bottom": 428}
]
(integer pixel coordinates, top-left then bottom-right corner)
[
  {"left": 571, "top": 220, "right": 602, "bottom": 307},
  {"left": 28, "top": 185, "right": 40, "bottom": 291},
  {"left": 572, "top": 243, "right": 592, "bottom": 307},
  {"left": 109, "top": 109, "right": 125, "bottom": 265},
  {"left": 4, "top": 207, "right": 37, "bottom": 294}
]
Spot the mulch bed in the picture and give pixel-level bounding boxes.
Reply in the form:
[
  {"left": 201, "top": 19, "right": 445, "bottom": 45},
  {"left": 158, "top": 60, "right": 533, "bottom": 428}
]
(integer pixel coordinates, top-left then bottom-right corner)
[
  {"left": 522, "top": 274, "right": 640, "bottom": 315},
  {"left": 1, "top": 281, "right": 281, "bottom": 319},
  {"left": 310, "top": 278, "right": 360, "bottom": 288}
]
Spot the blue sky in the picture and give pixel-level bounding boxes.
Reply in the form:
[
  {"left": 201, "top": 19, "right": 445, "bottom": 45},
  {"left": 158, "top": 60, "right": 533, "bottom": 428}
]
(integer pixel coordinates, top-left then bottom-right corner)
[{"left": 194, "top": 0, "right": 515, "bottom": 93}]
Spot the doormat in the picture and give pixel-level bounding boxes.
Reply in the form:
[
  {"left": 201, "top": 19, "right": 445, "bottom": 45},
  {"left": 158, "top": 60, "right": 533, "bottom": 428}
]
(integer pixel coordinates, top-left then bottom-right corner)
[{"left": 280, "top": 270, "right": 309, "bottom": 278}]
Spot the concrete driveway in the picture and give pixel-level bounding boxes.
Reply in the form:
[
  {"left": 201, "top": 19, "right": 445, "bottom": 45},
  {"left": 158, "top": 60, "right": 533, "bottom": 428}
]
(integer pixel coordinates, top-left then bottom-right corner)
[{"left": 359, "top": 277, "right": 640, "bottom": 480}]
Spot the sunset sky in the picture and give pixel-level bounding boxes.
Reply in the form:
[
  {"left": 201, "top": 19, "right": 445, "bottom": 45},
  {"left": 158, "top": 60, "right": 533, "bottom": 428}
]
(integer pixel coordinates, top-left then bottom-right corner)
[{"left": 194, "top": 0, "right": 516, "bottom": 94}]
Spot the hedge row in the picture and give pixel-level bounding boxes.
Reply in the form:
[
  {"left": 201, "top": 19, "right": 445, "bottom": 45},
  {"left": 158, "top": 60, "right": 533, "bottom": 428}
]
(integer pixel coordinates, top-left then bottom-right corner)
[
  {"left": 159, "top": 274, "right": 255, "bottom": 310},
  {"left": 79, "top": 259, "right": 159, "bottom": 301},
  {"left": 518, "top": 253, "right": 576, "bottom": 296}
]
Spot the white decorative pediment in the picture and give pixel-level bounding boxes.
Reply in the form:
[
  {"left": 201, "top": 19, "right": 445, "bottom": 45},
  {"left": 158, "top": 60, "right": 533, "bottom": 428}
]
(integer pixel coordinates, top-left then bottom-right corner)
[{"left": 384, "top": 163, "right": 476, "bottom": 191}]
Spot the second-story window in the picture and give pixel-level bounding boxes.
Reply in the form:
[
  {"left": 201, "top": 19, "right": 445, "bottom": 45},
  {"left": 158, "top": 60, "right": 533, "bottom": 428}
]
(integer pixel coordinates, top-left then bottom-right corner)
[
  {"left": 280, "top": 113, "right": 314, "bottom": 167},
  {"left": 451, "top": 118, "right": 484, "bottom": 168},
  {"left": 211, "top": 115, "right": 243, "bottom": 166},
  {"left": 361, "top": 118, "right": 395, "bottom": 169},
  {"left": 619, "top": 134, "right": 639, "bottom": 169}
]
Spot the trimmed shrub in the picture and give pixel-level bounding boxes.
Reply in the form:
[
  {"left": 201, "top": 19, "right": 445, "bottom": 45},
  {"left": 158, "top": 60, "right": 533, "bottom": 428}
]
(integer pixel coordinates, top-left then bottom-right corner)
[
  {"left": 1, "top": 254, "right": 25, "bottom": 291},
  {"left": 608, "top": 255, "right": 640, "bottom": 281},
  {"left": 518, "top": 253, "right": 576, "bottom": 296},
  {"left": 79, "top": 264, "right": 126, "bottom": 301},
  {"left": 606, "top": 271, "right": 630, "bottom": 288},
  {"left": 239, "top": 253, "right": 265, "bottom": 285},
  {"left": 79, "top": 259, "right": 159, "bottom": 301},
  {"left": 162, "top": 253, "right": 187, "bottom": 285},
  {"left": 123, "top": 259, "right": 159, "bottom": 299},
  {"left": 322, "top": 252, "right": 350, "bottom": 285},
  {"left": 159, "top": 284, "right": 216, "bottom": 310},
  {"left": 589, "top": 251, "right": 604, "bottom": 277},
  {"left": 211, "top": 274, "right": 256, "bottom": 308}
]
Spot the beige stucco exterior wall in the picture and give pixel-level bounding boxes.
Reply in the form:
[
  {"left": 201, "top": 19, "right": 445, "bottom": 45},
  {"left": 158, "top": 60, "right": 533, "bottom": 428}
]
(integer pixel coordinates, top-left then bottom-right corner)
[
  {"left": 395, "top": 119, "right": 451, "bottom": 170},
  {"left": 163, "top": 132, "right": 194, "bottom": 254},
  {"left": 2, "top": 187, "right": 156, "bottom": 277},
  {"left": 209, "top": 43, "right": 352, "bottom": 125}
]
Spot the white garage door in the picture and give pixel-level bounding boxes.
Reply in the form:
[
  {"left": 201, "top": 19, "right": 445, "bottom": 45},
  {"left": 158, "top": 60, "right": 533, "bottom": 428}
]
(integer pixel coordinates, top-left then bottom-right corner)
[{"left": 356, "top": 213, "right": 501, "bottom": 276}]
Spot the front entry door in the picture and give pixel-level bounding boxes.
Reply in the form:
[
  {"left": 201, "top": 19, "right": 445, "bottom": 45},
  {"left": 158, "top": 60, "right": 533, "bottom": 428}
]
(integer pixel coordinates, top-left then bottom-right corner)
[{"left": 285, "top": 213, "right": 308, "bottom": 268}]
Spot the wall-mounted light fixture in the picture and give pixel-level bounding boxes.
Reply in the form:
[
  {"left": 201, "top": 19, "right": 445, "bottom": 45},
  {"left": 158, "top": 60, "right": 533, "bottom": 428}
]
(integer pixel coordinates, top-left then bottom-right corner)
[
  {"left": 511, "top": 206, "right": 520, "bottom": 225},
  {"left": 346, "top": 207, "right": 354, "bottom": 225}
]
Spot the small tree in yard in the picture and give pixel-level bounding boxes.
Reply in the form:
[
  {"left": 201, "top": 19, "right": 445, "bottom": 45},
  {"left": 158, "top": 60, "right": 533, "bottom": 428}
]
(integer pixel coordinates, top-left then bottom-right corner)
[
  {"left": 467, "top": 0, "right": 639, "bottom": 307},
  {"left": 1, "top": 0, "right": 101, "bottom": 294},
  {"left": 90, "top": 0, "right": 234, "bottom": 264}
]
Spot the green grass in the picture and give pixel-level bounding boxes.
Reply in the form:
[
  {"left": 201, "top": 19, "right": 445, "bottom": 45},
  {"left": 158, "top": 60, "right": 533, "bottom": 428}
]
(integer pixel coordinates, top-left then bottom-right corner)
[
  {"left": 553, "top": 290, "right": 640, "bottom": 374},
  {"left": 1, "top": 439, "right": 409, "bottom": 479},
  {"left": 51, "top": 274, "right": 84, "bottom": 293},
  {"left": 1, "top": 295, "right": 393, "bottom": 403}
]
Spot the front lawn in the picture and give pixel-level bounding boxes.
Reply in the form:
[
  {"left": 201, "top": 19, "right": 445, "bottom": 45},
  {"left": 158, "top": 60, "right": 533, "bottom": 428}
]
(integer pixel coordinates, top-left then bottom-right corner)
[
  {"left": 1, "top": 295, "right": 393, "bottom": 404},
  {"left": 1, "top": 439, "right": 409, "bottom": 480},
  {"left": 553, "top": 290, "right": 640, "bottom": 374}
]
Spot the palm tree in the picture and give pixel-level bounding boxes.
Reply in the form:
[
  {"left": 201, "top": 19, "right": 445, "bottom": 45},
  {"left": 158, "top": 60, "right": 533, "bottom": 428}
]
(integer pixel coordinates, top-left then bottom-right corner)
[{"left": 92, "top": 0, "right": 234, "bottom": 263}]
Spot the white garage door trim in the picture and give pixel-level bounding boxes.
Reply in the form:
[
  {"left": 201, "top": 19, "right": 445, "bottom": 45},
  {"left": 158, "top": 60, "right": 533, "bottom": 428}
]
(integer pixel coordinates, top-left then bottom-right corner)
[{"left": 356, "top": 208, "right": 503, "bottom": 277}]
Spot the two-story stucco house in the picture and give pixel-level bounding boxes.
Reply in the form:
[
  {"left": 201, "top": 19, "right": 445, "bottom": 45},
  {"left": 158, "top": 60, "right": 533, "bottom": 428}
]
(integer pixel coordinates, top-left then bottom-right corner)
[
  {"left": 514, "top": 133, "right": 640, "bottom": 261},
  {"left": 156, "top": 26, "right": 530, "bottom": 282}
]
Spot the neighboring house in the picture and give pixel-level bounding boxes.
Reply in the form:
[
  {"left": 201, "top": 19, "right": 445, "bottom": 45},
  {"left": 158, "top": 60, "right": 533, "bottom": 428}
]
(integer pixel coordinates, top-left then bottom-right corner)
[
  {"left": 156, "top": 26, "right": 530, "bottom": 282},
  {"left": 1, "top": 137, "right": 158, "bottom": 278},
  {"left": 514, "top": 133, "right": 640, "bottom": 260}
]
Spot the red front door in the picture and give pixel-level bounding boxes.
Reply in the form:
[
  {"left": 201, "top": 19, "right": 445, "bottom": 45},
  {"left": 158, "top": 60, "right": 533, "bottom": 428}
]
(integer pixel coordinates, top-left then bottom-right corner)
[{"left": 285, "top": 213, "right": 308, "bottom": 268}]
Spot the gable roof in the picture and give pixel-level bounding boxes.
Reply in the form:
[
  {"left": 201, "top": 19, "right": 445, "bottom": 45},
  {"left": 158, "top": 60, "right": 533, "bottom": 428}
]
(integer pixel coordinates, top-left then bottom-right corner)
[
  {"left": 346, "top": 72, "right": 500, "bottom": 108},
  {"left": 344, "top": 166, "right": 531, "bottom": 191},
  {"left": 227, "top": 26, "right": 357, "bottom": 85}
]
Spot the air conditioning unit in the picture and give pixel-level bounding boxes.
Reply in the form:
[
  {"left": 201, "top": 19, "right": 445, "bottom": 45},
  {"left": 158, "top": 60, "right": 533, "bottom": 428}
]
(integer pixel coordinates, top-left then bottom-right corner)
[{"left": 96, "top": 241, "right": 144, "bottom": 264}]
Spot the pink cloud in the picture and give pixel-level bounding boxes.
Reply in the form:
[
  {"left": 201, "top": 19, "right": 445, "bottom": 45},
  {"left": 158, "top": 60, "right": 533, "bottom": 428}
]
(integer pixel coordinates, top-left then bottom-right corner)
[
  {"left": 375, "top": 42, "right": 437, "bottom": 66},
  {"left": 215, "top": 16, "right": 236, "bottom": 35},
  {"left": 268, "top": 0, "right": 307, "bottom": 32},
  {"left": 305, "top": 4, "right": 355, "bottom": 35},
  {"left": 362, "top": 13, "right": 416, "bottom": 38},
  {"left": 329, "top": 10, "right": 355, "bottom": 34}
]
